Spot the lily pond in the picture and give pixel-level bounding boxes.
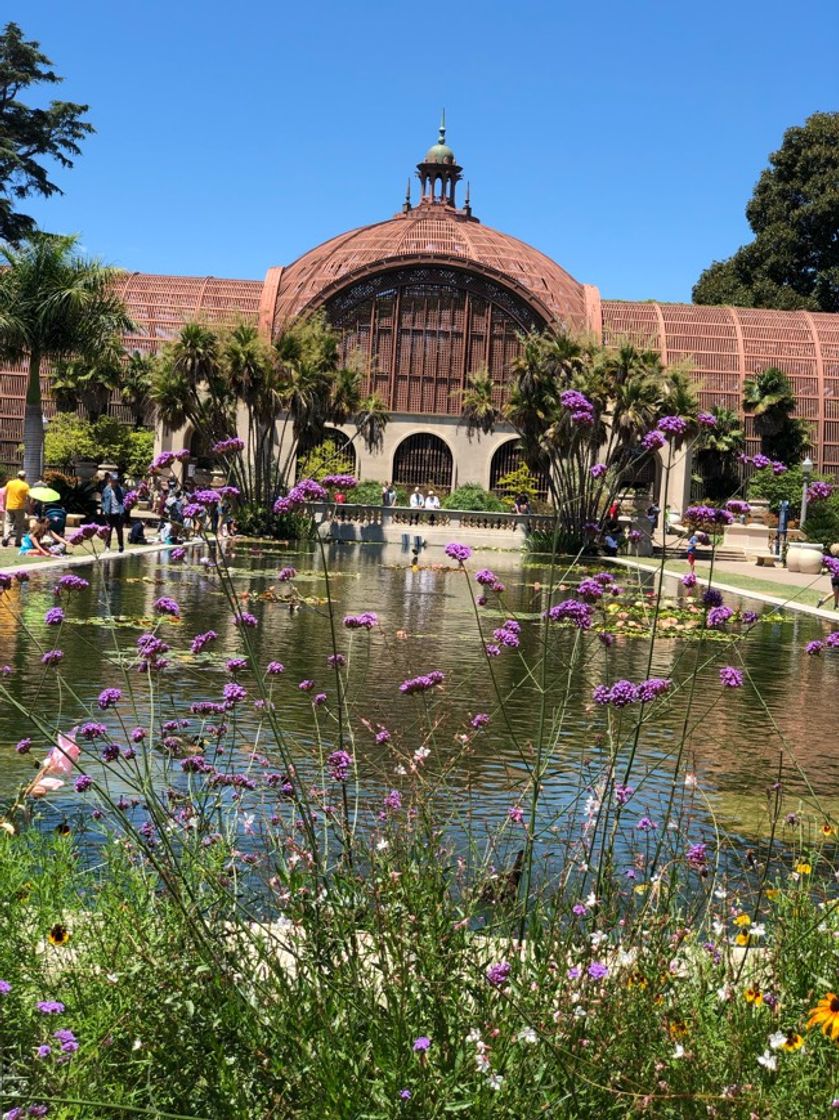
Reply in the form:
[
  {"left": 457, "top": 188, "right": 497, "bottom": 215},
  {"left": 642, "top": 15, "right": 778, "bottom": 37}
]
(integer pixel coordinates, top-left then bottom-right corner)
[{"left": 0, "top": 542, "right": 836, "bottom": 847}]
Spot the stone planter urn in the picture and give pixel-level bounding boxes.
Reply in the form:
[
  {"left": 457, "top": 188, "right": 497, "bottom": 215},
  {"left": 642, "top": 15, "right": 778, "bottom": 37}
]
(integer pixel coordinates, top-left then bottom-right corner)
[
  {"left": 73, "top": 458, "right": 98, "bottom": 481},
  {"left": 786, "top": 541, "right": 823, "bottom": 574}
]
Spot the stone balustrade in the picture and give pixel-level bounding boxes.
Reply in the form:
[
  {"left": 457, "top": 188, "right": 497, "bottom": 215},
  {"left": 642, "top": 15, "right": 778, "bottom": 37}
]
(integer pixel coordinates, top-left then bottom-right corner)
[{"left": 306, "top": 502, "right": 556, "bottom": 548}]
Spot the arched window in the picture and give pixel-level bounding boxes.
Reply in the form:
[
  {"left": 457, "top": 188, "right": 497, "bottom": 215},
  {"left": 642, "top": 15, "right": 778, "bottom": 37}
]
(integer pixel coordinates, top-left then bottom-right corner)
[
  {"left": 490, "top": 439, "right": 550, "bottom": 499},
  {"left": 392, "top": 433, "right": 453, "bottom": 490},
  {"left": 296, "top": 428, "right": 357, "bottom": 479}
]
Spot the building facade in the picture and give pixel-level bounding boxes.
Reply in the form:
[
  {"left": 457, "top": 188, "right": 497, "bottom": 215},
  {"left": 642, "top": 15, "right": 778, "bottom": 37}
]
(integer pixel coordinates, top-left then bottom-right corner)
[{"left": 4, "top": 122, "right": 839, "bottom": 497}]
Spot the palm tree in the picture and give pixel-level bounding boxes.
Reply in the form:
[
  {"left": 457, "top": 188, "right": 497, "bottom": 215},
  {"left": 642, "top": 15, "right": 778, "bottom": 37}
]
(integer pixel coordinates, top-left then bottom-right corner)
[
  {"left": 48, "top": 339, "right": 125, "bottom": 421},
  {"left": 695, "top": 405, "right": 745, "bottom": 500},
  {"left": 222, "top": 322, "right": 276, "bottom": 501},
  {"left": 354, "top": 393, "right": 389, "bottom": 454},
  {"left": 0, "top": 233, "right": 132, "bottom": 480},
  {"left": 743, "top": 366, "right": 811, "bottom": 462},
  {"left": 121, "top": 351, "right": 154, "bottom": 428},
  {"left": 459, "top": 368, "right": 500, "bottom": 439}
]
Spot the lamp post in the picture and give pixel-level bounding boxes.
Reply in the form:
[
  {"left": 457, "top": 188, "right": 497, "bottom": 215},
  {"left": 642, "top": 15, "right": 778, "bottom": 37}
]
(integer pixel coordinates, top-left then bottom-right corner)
[{"left": 799, "top": 455, "right": 814, "bottom": 529}]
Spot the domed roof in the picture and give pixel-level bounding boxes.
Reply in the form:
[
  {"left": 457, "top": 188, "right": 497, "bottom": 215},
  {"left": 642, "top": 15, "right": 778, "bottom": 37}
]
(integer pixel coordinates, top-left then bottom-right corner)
[
  {"left": 270, "top": 205, "right": 588, "bottom": 332},
  {"left": 424, "top": 141, "right": 456, "bottom": 164}
]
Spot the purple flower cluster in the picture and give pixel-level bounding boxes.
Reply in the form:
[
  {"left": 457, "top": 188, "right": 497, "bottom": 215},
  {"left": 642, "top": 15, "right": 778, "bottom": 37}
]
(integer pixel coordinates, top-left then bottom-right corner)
[
  {"left": 683, "top": 505, "right": 733, "bottom": 529},
  {"left": 212, "top": 437, "right": 245, "bottom": 455},
  {"left": 36, "top": 1001, "right": 65, "bottom": 1014},
  {"left": 44, "top": 607, "right": 64, "bottom": 626},
  {"left": 588, "top": 961, "right": 609, "bottom": 980},
  {"left": 53, "top": 574, "right": 89, "bottom": 596},
  {"left": 686, "top": 842, "right": 708, "bottom": 871},
  {"left": 492, "top": 619, "right": 521, "bottom": 649},
  {"left": 719, "top": 666, "right": 744, "bottom": 688},
  {"left": 702, "top": 588, "right": 723, "bottom": 607},
  {"left": 136, "top": 632, "right": 170, "bottom": 672},
  {"left": 657, "top": 414, "right": 688, "bottom": 436},
  {"left": 399, "top": 670, "right": 445, "bottom": 695},
  {"left": 707, "top": 606, "right": 734, "bottom": 629},
  {"left": 0, "top": 572, "right": 12, "bottom": 590},
  {"left": 725, "top": 499, "right": 751, "bottom": 516},
  {"left": 614, "top": 783, "right": 634, "bottom": 806},
  {"left": 593, "top": 677, "right": 671, "bottom": 707},
  {"left": 192, "top": 489, "right": 221, "bottom": 507},
  {"left": 273, "top": 478, "right": 329, "bottom": 514},
  {"left": 41, "top": 650, "right": 64, "bottom": 667},
  {"left": 444, "top": 542, "right": 473, "bottom": 563},
  {"left": 546, "top": 598, "right": 594, "bottom": 629},
  {"left": 470, "top": 712, "right": 490, "bottom": 729},
  {"left": 322, "top": 474, "right": 357, "bottom": 490},
  {"left": 190, "top": 630, "right": 217, "bottom": 655},
  {"left": 741, "top": 453, "right": 787, "bottom": 474},
  {"left": 741, "top": 610, "right": 758, "bottom": 624},
  {"left": 235, "top": 611, "right": 259, "bottom": 628},
  {"left": 343, "top": 612, "right": 378, "bottom": 630},
  {"left": 73, "top": 774, "right": 93, "bottom": 793},
  {"left": 696, "top": 411, "right": 717, "bottom": 427},
  {"left": 807, "top": 481, "right": 834, "bottom": 503},
  {"left": 223, "top": 682, "right": 247, "bottom": 704},
  {"left": 577, "top": 577, "right": 606, "bottom": 602},
  {"left": 277, "top": 566, "right": 297, "bottom": 582},
  {"left": 806, "top": 640, "right": 824, "bottom": 656},
  {"left": 590, "top": 463, "right": 607, "bottom": 479},
  {"left": 328, "top": 749, "right": 353, "bottom": 782},
  {"left": 149, "top": 450, "right": 190, "bottom": 472},
  {"left": 485, "top": 960, "right": 511, "bottom": 988},
  {"left": 266, "top": 660, "right": 285, "bottom": 675},
  {"left": 123, "top": 489, "right": 139, "bottom": 512},
  {"left": 153, "top": 596, "right": 181, "bottom": 617},
  {"left": 97, "top": 688, "right": 122, "bottom": 710},
  {"left": 642, "top": 429, "right": 667, "bottom": 452},
  {"left": 169, "top": 546, "right": 186, "bottom": 562},
  {"left": 226, "top": 657, "right": 248, "bottom": 674},
  {"left": 15, "top": 738, "right": 31, "bottom": 754},
  {"left": 559, "top": 389, "right": 595, "bottom": 425}
]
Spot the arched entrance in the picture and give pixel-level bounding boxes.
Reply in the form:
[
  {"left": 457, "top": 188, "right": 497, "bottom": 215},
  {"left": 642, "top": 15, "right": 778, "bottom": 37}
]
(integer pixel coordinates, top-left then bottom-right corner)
[
  {"left": 490, "top": 439, "right": 550, "bottom": 500},
  {"left": 392, "top": 433, "right": 453, "bottom": 490},
  {"left": 296, "top": 428, "right": 357, "bottom": 479}
]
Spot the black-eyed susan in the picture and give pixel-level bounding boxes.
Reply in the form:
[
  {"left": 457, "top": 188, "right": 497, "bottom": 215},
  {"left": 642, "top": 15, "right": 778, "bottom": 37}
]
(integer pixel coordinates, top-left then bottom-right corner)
[
  {"left": 735, "top": 932, "right": 751, "bottom": 947},
  {"left": 667, "top": 1019, "right": 689, "bottom": 1040},
  {"left": 795, "top": 862, "right": 812, "bottom": 875},
  {"left": 822, "top": 823, "right": 835, "bottom": 838},
  {"left": 733, "top": 913, "right": 751, "bottom": 927},
  {"left": 744, "top": 985, "right": 763, "bottom": 1006},
  {"left": 807, "top": 993, "right": 839, "bottom": 1040},
  {"left": 47, "top": 923, "right": 70, "bottom": 947}
]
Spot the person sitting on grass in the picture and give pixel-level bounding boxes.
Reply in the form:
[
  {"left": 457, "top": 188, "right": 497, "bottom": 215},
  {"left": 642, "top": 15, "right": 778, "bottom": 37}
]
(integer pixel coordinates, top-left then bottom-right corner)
[{"left": 18, "top": 516, "right": 69, "bottom": 557}]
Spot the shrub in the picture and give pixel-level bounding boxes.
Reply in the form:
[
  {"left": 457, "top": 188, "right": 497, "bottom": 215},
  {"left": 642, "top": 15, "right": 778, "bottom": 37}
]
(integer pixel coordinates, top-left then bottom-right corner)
[{"left": 441, "top": 482, "right": 505, "bottom": 511}]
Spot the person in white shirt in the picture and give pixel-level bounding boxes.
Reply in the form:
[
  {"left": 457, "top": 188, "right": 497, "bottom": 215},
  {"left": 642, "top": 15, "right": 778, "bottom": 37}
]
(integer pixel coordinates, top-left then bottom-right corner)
[
  {"left": 409, "top": 486, "right": 424, "bottom": 524},
  {"left": 424, "top": 490, "right": 440, "bottom": 510}
]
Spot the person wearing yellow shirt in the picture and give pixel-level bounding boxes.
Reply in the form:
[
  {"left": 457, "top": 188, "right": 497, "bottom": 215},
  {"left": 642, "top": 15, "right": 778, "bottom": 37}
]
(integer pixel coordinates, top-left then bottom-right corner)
[{"left": 2, "top": 471, "right": 30, "bottom": 548}]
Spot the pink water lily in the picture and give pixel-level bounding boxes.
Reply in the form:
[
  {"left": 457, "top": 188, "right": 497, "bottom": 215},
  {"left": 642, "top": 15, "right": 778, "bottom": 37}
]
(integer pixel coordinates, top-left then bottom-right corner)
[{"left": 26, "top": 729, "right": 81, "bottom": 798}]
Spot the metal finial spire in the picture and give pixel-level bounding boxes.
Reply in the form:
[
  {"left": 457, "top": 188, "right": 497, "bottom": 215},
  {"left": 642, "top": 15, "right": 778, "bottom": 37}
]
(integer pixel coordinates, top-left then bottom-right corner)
[{"left": 438, "top": 109, "right": 446, "bottom": 144}]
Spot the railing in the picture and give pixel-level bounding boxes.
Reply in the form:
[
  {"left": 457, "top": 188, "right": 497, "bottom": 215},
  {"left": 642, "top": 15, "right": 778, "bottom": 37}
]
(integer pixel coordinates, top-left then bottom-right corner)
[{"left": 306, "top": 502, "right": 556, "bottom": 535}]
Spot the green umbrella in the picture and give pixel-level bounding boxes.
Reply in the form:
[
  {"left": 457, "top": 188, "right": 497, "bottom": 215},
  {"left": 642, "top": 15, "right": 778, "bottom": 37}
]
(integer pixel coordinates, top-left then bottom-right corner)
[{"left": 29, "top": 486, "right": 61, "bottom": 502}]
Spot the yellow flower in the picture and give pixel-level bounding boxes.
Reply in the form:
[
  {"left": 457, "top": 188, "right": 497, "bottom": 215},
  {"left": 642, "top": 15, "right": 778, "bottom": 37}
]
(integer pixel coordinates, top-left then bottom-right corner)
[
  {"left": 733, "top": 913, "right": 751, "bottom": 927},
  {"left": 47, "top": 923, "right": 70, "bottom": 947},
  {"left": 807, "top": 993, "right": 839, "bottom": 1040},
  {"left": 765, "top": 888, "right": 780, "bottom": 901},
  {"left": 627, "top": 972, "right": 648, "bottom": 990},
  {"left": 795, "top": 862, "right": 812, "bottom": 875},
  {"left": 735, "top": 933, "right": 750, "bottom": 947},
  {"left": 744, "top": 986, "right": 763, "bottom": 1005},
  {"left": 634, "top": 883, "right": 648, "bottom": 895},
  {"left": 822, "top": 823, "right": 834, "bottom": 838},
  {"left": 667, "top": 1019, "right": 689, "bottom": 1039},
  {"left": 782, "top": 1031, "right": 804, "bottom": 1052}
]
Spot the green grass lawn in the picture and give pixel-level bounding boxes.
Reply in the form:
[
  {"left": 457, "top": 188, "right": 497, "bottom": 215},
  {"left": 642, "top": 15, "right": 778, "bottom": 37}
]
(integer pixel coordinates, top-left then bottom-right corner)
[{"left": 626, "top": 556, "right": 831, "bottom": 609}]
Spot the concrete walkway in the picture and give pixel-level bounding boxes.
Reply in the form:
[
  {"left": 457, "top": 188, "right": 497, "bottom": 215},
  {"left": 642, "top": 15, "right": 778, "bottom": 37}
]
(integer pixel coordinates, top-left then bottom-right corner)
[
  {"left": 612, "top": 554, "right": 839, "bottom": 623},
  {"left": 0, "top": 540, "right": 188, "bottom": 577}
]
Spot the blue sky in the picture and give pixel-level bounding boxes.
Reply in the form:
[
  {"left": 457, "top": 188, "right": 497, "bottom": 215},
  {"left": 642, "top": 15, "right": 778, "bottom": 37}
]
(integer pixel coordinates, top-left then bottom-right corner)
[{"left": 14, "top": 0, "right": 839, "bottom": 301}]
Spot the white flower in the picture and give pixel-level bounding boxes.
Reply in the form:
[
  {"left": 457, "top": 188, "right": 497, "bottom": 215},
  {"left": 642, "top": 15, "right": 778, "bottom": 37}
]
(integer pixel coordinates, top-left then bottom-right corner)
[
  {"left": 585, "top": 891, "right": 598, "bottom": 908},
  {"left": 413, "top": 746, "right": 430, "bottom": 763},
  {"left": 394, "top": 765, "right": 407, "bottom": 776},
  {"left": 672, "top": 1043, "right": 685, "bottom": 1059},
  {"left": 106, "top": 973, "right": 119, "bottom": 985},
  {"left": 749, "top": 923, "right": 766, "bottom": 938},
  {"left": 486, "top": 1074, "right": 504, "bottom": 1091},
  {"left": 475, "top": 1052, "right": 491, "bottom": 1073},
  {"left": 717, "top": 985, "right": 732, "bottom": 1003},
  {"left": 712, "top": 920, "right": 725, "bottom": 937},
  {"left": 713, "top": 887, "right": 727, "bottom": 900},
  {"left": 376, "top": 837, "right": 389, "bottom": 852},
  {"left": 132, "top": 1038, "right": 143, "bottom": 1051},
  {"left": 573, "top": 1006, "right": 587, "bottom": 1018},
  {"left": 466, "top": 1028, "right": 483, "bottom": 1044},
  {"left": 757, "top": 1050, "right": 777, "bottom": 1071},
  {"left": 242, "top": 813, "right": 255, "bottom": 835},
  {"left": 684, "top": 773, "right": 698, "bottom": 789},
  {"left": 589, "top": 930, "right": 608, "bottom": 948},
  {"left": 768, "top": 1031, "right": 787, "bottom": 1051},
  {"left": 517, "top": 1027, "right": 538, "bottom": 1044}
]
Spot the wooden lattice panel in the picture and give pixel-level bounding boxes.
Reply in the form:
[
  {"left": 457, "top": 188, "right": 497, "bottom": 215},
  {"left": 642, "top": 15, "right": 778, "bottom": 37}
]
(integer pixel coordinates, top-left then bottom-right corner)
[{"left": 272, "top": 204, "right": 588, "bottom": 332}]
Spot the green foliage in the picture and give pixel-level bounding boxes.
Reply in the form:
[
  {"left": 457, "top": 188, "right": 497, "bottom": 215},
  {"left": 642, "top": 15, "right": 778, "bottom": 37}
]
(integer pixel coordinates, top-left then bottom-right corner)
[
  {"left": 746, "top": 464, "right": 839, "bottom": 545},
  {"left": 694, "top": 405, "right": 745, "bottom": 500},
  {"left": 743, "top": 366, "right": 811, "bottom": 462},
  {"left": 235, "top": 504, "right": 315, "bottom": 541},
  {"left": 494, "top": 462, "right": 540, "bottom": 508},
  {"left": 297, "top": 437, "right": 356, "bottom": 481},
  {"left": 0, "top": 22, "right": 94, "bottom": 244},
  {"left": 441, "top": 482, "right": 505, "bottom": 511},
  {"left": 44, "top": 412, "right": 154, "bottom": 476},
  {"left": 352, "top": 479, "right": 408, "bottom": 505},
  {"left": 694, "top": 112, "right": 839, "bottom": 311}
]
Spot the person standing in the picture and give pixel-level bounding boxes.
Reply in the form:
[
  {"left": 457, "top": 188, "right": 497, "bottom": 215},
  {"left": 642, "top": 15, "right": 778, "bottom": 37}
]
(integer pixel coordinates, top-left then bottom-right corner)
[
  {"left": 424, "top": 488, "right": 440, "bottom": 526},
  {"left": 382, "top": 482, "right": 397, "bottom": 507},
  {"left": 686, "top": 531, "right": 698, "bottom": 570},
  {"left": 409, "top": 486, "right": 424, "bottom": 525},
  {"left": 101, "top": 472, "right": 126, "bottom": 552},
  {"left": 2, "top": 470, "right": 30, "bottom": 548}
]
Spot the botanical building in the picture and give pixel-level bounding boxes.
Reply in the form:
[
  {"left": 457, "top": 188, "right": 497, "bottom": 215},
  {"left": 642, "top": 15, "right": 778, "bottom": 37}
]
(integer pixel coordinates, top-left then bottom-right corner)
[{"left": 3, "top": 122, "right": 839, "bottom": 495}]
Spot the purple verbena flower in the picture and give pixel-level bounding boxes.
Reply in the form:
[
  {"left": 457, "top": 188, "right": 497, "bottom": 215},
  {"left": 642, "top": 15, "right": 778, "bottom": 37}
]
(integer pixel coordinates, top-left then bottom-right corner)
[
  {"left": 97, "top": 688, "right": 121, "bottom": 710},
  {"left": 328, "top": 749, "right": 353, "bottom": 782},
  {"left": 412, "top": 1036, "right": 431, "bottom": 1052},
  {"left": 719, "top": 666, "right": 744, "bottom": 688},
  {"left": 44, "top": 607, "right": 64, "bottom": 626},
  {"left": 41, "top": 649, "right": 64, "bottom": 666},
  {"left": 485, "top": 960, "right": 512, "bottom": 988},
  {"left": 277, "top": 566, "right": 297, "bottom": 582},
  {"left": 444, "top": 542, "right": 473, "bottom": 563},
  {"left": 590, "top": 463, "right": 607, "bottom": 478},
  {"left": 36, "top": 1001, "right": 65, "bottom": 1014},
  {"left": 399, "top": 671, "right": 445, "bottom": 695},
  {"left": 153, "top": 596, "right": 180, "bottom": 617},
  {"left": 266, "top": 660, "right": 285, "bottom": 675},
  {"left": 588, "top": 961, "right": 609, "bottom": 980},
  {"left": 235, "top": 611, "right": 259, "bottom": 628},
  {"left": 707, "top": 606, "right": 734, "bottom": 629},
  {"left": 15, "top": 738, "right": 31, "bottom": 755},
  {"left": 343, "top": 612, "right": 378, "bottom": 630},
  {"left": 190, "top": 630, "right": 217, "bottom": 655},
  {"left": 74, "top": 775, "right": 93, "bottom": 793},
  {"left": 657, "top": 415, "right": 688, "bottom": 436}
]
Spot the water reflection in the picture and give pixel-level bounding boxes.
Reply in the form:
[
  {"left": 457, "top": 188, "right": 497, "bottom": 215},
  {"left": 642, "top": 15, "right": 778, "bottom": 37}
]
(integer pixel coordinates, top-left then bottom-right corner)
[{"left": 0, "top": 544, "right": 836, "bottom": 841}]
